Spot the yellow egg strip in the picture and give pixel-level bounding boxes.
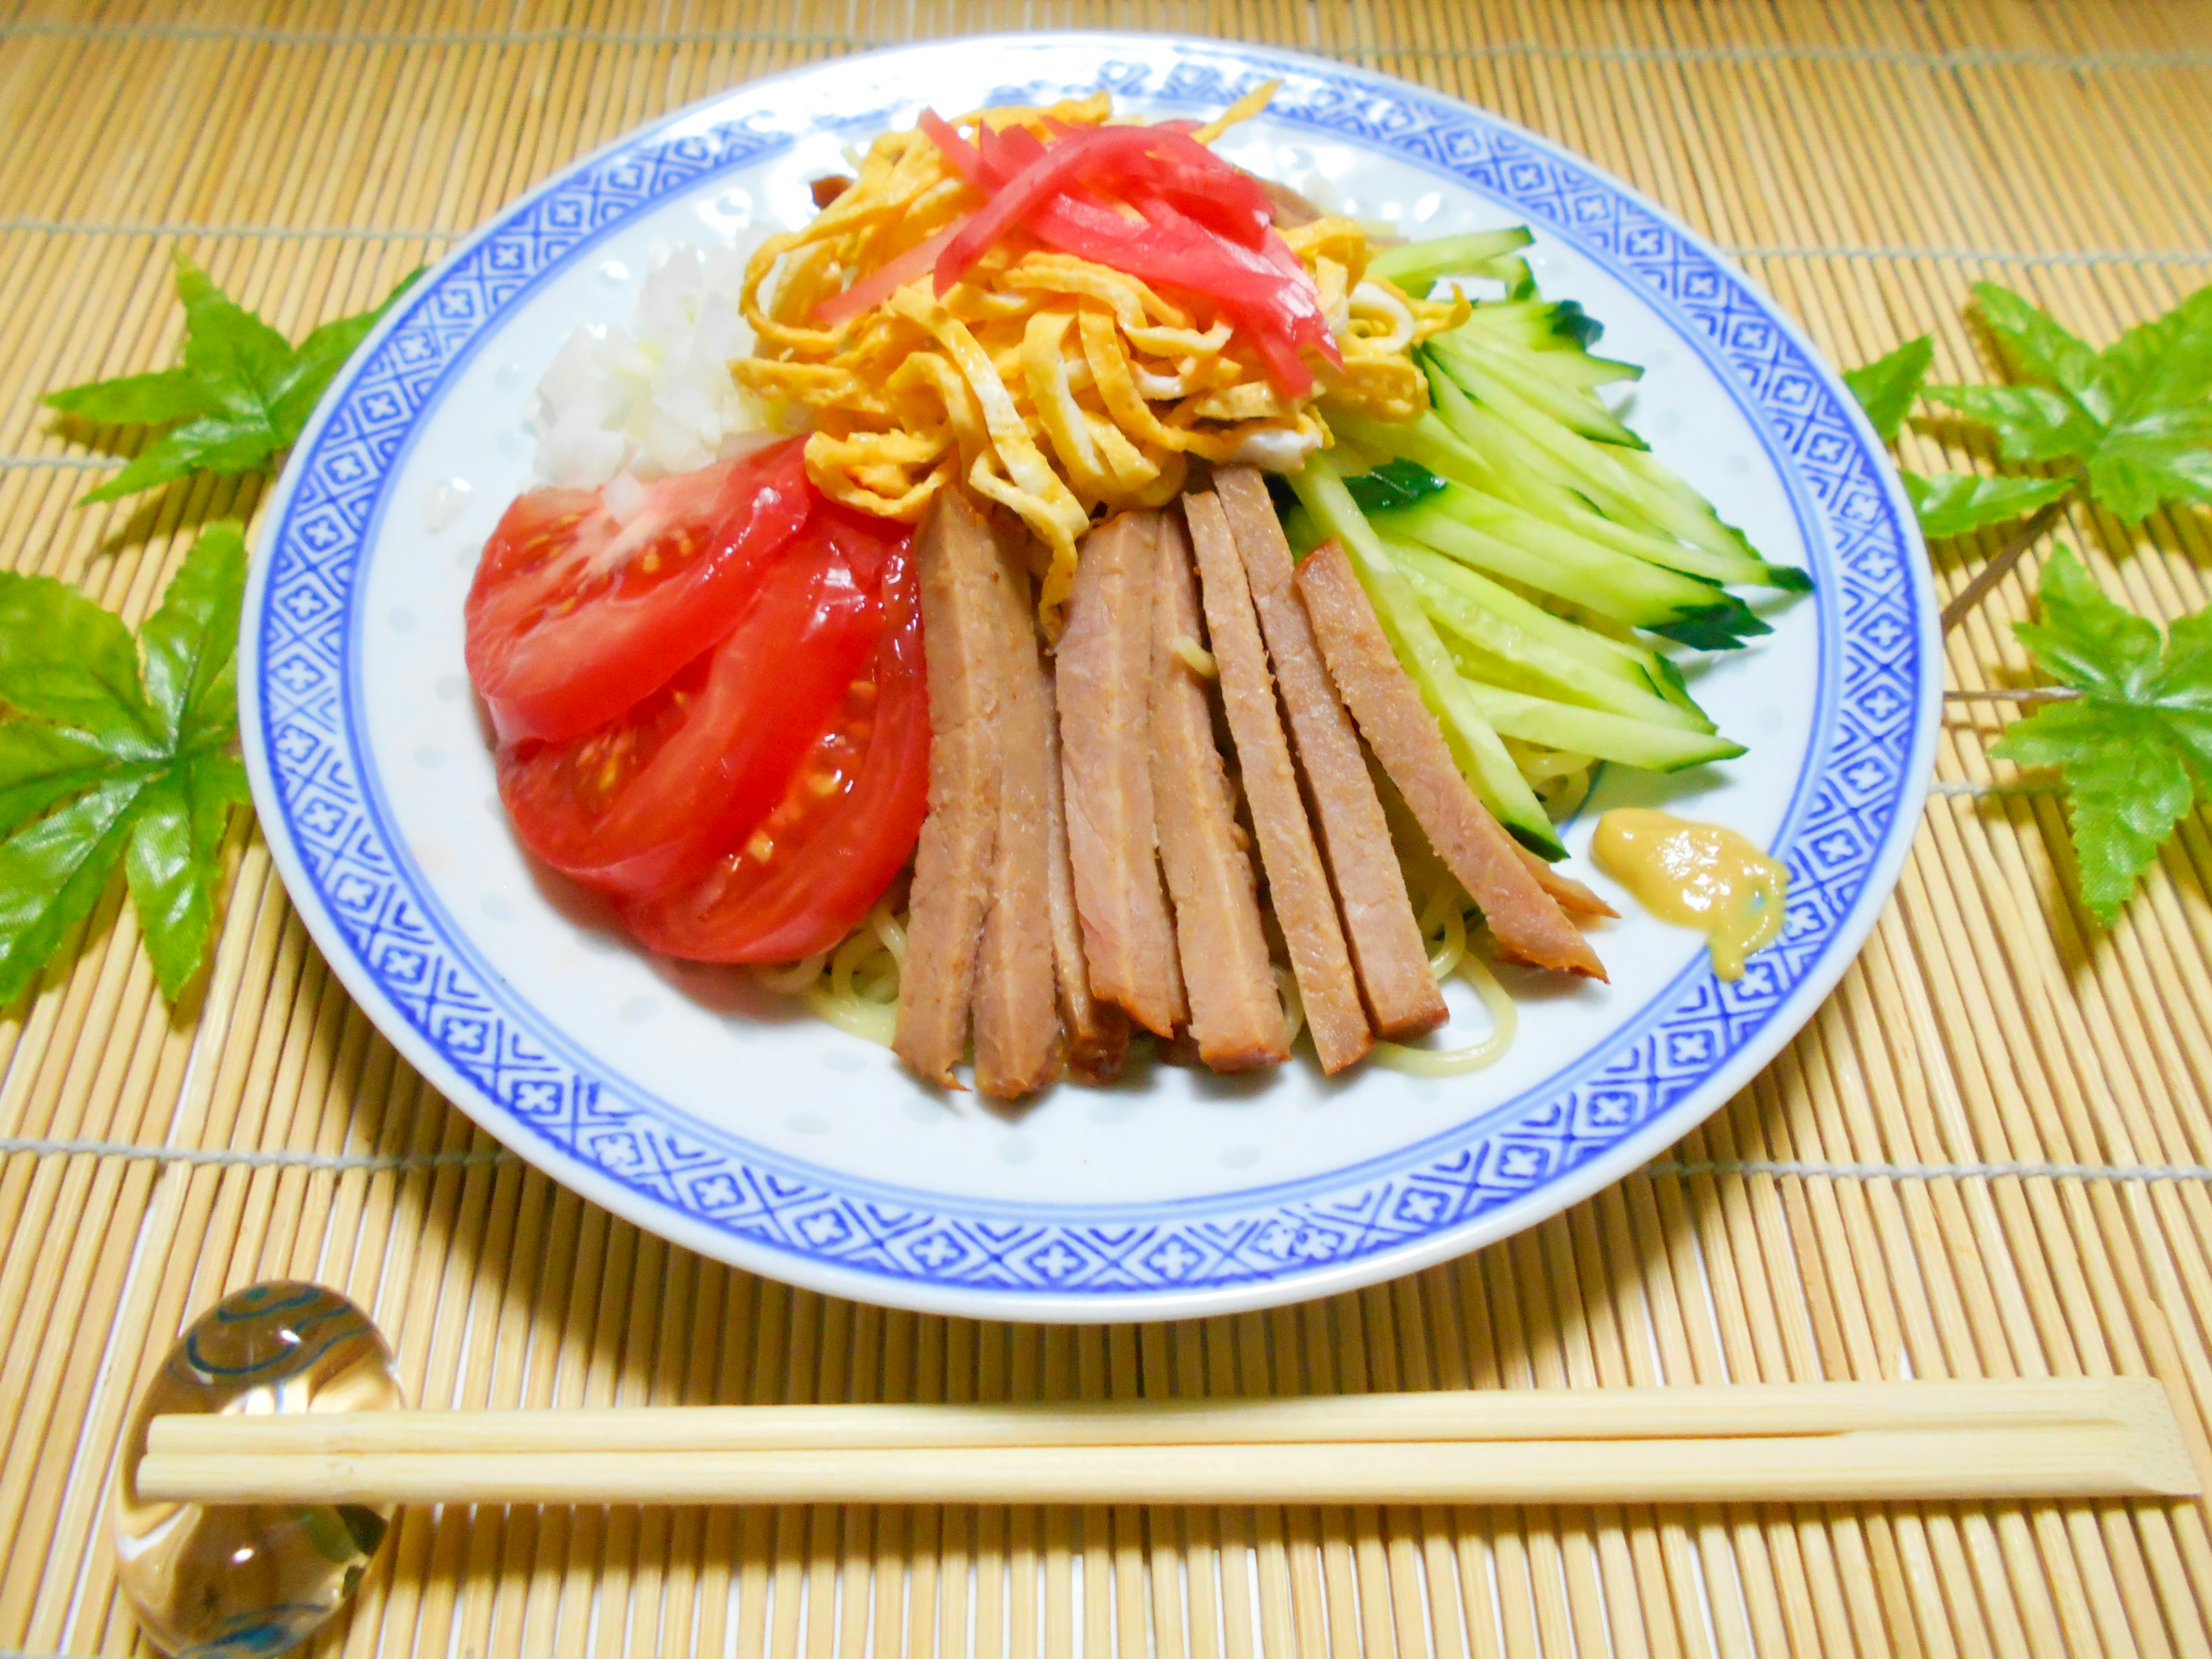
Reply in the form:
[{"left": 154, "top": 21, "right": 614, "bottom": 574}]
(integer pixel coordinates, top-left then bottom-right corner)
[
  {"left": 1022, "top": 309, "right": 1113, "bottom": 501},
  {"left": 892, "top": 285, "right": 1091, "bottom": 609},
  {"left": 730, "top": 90, "right": 1468, "bottom": 628}
]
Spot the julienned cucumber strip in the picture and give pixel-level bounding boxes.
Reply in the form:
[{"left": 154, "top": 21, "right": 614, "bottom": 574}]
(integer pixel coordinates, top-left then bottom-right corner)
[
  {"left": 1506, "top": 350, "right": 1645, "bottom": 395},
  {"left": 1288, "top": 455, "right": 1565, "bottom": 859},
  {"left": 1448, "top": 298, "right": 1608, "bottom": 350},
  {"left": 1389, "top": 541, "right": 1716, "bottom": 730},
  {"left": 1428, "top": 333, "right": 1646, "bottom": 450},
  {"left": 1393, "top": 551, "right": 1715, "bottom": 733},
  {"left": 1335, "top": 395, "right": 1808, "bottom": 615},
  {"left": 1383, "top": 535, "right": 1692, "bottom": 692},
  {"left": 1455, "top": 679, "right": 1748, "bottom": 772},
  {"left": 1440, "top": 306, "right": 1641, "bottom": 384},
  {"left": 1366, "top": 228, "right": 1535, "bottom": 293},
  {"left": 1329, "top": 407, "right": 1506, "bottom": 497},
  {"left": 1422, "top": 370, "right": 1808, "bottom": 592},
  {"left": 1334, "top": 400, "right": 1700, "bottom": 587},
  {"left": 1385, "top": 490, "right": 1770, "bottom": 647},
  {"left": 1425, "top": 346, "right": 1736, "bottom": 550},
  {"left": 1345, "top": 459, "right": 1449, "bottom": 515},
  {"left": 1412, "top": 374, "right": 1666, "bottom": 535},
  {"left": 1423, "top": 347, "right": 1808, "bottom": 591}
]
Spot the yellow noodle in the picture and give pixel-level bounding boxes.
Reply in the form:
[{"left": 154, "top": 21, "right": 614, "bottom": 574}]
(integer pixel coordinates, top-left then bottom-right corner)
[
  {"left": 799, "top": 899, "right": 907, "bottom": 1048},
  {"left": 1371, "top": 952, "right": 1517, "bottom": 1078},
  {"left": 1368, "top": 871, "right": 1517, "bottom": 1077},
  {"left": 753, "top": 951, "right": 831, "bottom": 997}
]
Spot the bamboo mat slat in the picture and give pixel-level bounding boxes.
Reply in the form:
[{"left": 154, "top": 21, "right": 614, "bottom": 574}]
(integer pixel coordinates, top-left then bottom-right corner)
[{"left": 2, "top": 1, "right": 2211, "bottom": 1654}]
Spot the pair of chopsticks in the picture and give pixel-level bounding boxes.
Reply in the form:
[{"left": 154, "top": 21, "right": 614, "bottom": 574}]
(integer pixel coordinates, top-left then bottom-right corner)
[{"left": 137, "top": 1378, "right": 2197, "bottom": 1508}]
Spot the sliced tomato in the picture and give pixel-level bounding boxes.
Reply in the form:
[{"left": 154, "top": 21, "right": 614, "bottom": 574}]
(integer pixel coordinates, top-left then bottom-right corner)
[
  {"left": 812, "top": 495, "right": 907, "bottom": 592},
  {"left": 620, "top": 546, "right": 930, "bottom": 963},
  {"left": 495, "top": 520, "right": 884, "bottom": 899},
  {"left": 465, "top": 440, "right": 812, "bottom": 744}
]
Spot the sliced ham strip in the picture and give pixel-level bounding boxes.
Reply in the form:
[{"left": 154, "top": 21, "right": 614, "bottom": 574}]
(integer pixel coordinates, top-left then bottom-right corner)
[
  {"left": 1150, "top": 509, "right": 1290, "bottom": 1072},
  {"left": 1513, "top": 841, "right": 1618, "bottom": 919},
  {"left": 895, "top": 490, "right": 1008, "bottom": 1083},
  {"left": 1043, "top": 695, "right": 1130, "bottom": 1083},
  {"left": 1056, "top": 511, "right": 1187, "bottom": 1038},
  {"left": 1213, "top": 468, "right": 1447, "bottom": 1036},
  {"left": 971, "top": 517, "right": 1066, "bottom": 1099},
  {"left": 1182, "top": 490, "right": 1371, "bottom": 1074},
  {"left": 1295, "top": 539, "right": 1607, "bottom": 981}
]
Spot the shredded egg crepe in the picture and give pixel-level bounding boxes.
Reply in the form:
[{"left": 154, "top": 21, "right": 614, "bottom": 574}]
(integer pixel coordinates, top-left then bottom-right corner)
[{"left": 731, "top": 89, "right": 1467, "bottom": 627}]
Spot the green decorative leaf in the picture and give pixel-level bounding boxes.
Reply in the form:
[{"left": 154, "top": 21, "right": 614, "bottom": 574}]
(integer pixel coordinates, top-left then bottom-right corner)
[
  {"left": 43, "top": 369, "right": 204, "bottom": 427},
  {"left": 0, "top": 724, "right": 139, "bottom": 838},
  {"left": 1926, "top": 282, "right": 2212, "bottom": 523},
  {"left": 44, "top": 257, "right": 423, "bottom": 507},
  {"left": 173, "top": 252, "right": 298, "bottom": 430},
  {"left": 124, "top": 747, "right": 247, "bottom": 1001},
  {"left": 75, "top": 416, "right": 263, "bottom": 504},
  {"left": 1843, "top": 335, "right": 1933, "bottom": 443},
  {"left": 1991, "top": 547, "right": 2212, "bottom": 924},
  {"left": 138, "top": 523, "right": 247, "bottom": 742},
  {"left": 1972, "top": 281, "right": 2099, "bottom": 393},
  {"left": 1902, "top": 470, "right": 2073, "bottom": 539},
  {"left": 0, "top": 775, "right": 154, "bottom": 1005},
  {"left": 0, "top": 523, "right": 253, "bottom": 1003},
  {"left": 0, "top": 571, "right": 157, "bottom": 747},
  {"left": 2079, "top": 288, "right": 2212, "bottom": 520},
  {"left": 1921, "top": 382, "right": 2097, "bottom": 463}
]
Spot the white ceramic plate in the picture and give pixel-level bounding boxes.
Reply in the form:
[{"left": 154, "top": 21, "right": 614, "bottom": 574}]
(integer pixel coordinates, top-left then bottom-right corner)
[{"left": 240, "top": 34, "right": 1936, "bottom": 1322}]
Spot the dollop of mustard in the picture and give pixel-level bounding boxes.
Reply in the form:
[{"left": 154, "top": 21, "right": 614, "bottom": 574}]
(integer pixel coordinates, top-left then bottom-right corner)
[{"left": 1591, "top": 809, "right": 1787, "bottom": 979}]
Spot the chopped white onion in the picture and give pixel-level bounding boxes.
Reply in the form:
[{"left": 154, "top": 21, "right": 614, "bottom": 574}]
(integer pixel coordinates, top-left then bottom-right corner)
[{"left": 529, "top": 241, "right": 763, "bottom": 488}]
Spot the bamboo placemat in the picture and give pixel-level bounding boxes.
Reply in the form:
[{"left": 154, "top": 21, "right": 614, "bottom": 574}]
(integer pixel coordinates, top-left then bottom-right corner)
[{"left": 2, "top": 1, "right": 2211, "bottom": 1654}]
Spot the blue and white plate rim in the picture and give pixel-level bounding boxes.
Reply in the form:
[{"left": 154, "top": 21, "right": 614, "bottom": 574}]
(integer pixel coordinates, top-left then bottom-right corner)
[{"left": 238, "top": 32, "right": 1938, "bottom": 1322}]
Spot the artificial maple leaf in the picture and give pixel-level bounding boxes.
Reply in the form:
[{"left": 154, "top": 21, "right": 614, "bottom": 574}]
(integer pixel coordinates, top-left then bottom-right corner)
[
  {"left": 1925, "top": 282, "right": 2212, "bottom": 524},
  {"left": 1843, "top": 334, "right": 1933, "bottom": 444},
  {"left": 0, "top": 525, "right": 251, "bottom": 1001},
  {"left": 1990, "top": 546, "right": 2212, "bottom": 924},
  {"left": 1902, "top": 470, "right": 2073, "bottom": 539},
  {"left": 44, "top": 253, "right": 420, "bottom": 506}
]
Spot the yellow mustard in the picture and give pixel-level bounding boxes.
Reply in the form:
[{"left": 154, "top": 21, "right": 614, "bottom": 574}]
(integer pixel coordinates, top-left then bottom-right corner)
[{"left": 1591, "top": 809, "right": 1787, "bottom": 980}]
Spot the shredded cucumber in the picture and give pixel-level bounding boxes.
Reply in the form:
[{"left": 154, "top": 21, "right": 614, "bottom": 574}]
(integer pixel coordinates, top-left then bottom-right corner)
[
  {"left": 1391, "top": 547, "right": 1714, "bottom": 733},
  {"left": 1456, "top": 679, "right": 1746, "bottom": 772},
  {"left": 1429, "top": 332, "right": 1646, "bottom": 448},
  {"left": 1368, "top": 228, "right": 1534, "bottom": 294},
  {"left": 1422, "top": 368, "right": 1806, "bottom": 591},
  {"left": 1385, "top": 488, "right": 1770, "bottom": 650},
  {"left": 1283, "top": 233, "right": 1812, "bottom": 841}
]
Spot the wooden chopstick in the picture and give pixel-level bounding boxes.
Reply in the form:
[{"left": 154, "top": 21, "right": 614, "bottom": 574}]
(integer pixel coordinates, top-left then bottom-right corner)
[
  {"left": 146, "top": 1377, "right": 2172, "bottom": 1455},
  {"left": 134, "top": 1381, "right": 2199, "bottom": 1508},
  {"left": 138, "top": 1429, "right": 2191, "bottom": 1508}
]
